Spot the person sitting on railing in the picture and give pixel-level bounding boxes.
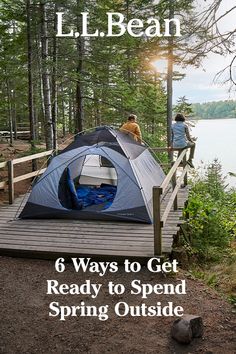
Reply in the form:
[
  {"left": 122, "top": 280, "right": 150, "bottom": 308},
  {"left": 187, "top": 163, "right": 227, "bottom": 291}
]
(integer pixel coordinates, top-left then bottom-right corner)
[
  {"left": 120, "top": 114, "right": 142, "bottom": 143},
  {"left": 171, "top": 113, "right": 196, "bottom": 168}
]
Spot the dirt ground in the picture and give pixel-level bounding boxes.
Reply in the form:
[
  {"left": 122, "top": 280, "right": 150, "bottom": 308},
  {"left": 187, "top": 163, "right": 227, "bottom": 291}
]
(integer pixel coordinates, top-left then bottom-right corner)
[{"left": 0, "top": 256, "right": 235, "bottom": 354}]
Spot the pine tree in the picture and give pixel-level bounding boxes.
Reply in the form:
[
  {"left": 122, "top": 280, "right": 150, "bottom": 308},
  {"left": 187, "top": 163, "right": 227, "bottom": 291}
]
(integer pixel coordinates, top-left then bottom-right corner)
[{"left": 174, "top": 96, "right": 194, "bottom": 117}]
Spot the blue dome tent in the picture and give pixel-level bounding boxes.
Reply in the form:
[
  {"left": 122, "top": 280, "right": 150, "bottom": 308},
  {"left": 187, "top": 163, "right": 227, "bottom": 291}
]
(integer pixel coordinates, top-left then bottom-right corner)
[{"left": 20, "top": 127, "right": 165, "bottom": 223}]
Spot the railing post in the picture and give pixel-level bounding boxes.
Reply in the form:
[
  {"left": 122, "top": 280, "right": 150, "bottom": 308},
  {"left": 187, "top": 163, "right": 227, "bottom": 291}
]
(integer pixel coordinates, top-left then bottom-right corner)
[
  {"left": 172, "top": 170, "right": 178, "bottom": 210},
  {"left": 8, "top": 160, "right": 14, "bottom": 204},
  {"left": 153, "top": 186, "right": 163, "bottom": 255},
  {"left": 183, "top": 153, "right": 188, "bottom": 186}
]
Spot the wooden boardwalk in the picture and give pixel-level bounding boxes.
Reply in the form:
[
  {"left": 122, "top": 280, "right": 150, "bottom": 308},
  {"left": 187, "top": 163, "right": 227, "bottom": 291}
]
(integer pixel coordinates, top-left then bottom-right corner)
[{"left": 0, "top": 187, "right": 188, "bottom": 259}]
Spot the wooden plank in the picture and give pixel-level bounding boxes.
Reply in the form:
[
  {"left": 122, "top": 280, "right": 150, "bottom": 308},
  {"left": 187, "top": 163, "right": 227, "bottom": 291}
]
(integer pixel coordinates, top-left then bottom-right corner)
[
  {"left": 0, "top": 216, "right": 22, "bottom": 221},
  {"left": 0, "top": 234, "right": 173, "bottom": 246},
  {"left": 0, "top": 244, "right": 171, "bottom": 258},
  {"left": 160, "top": 149, "right": 187, "bottom": 193},
  {"left": 13, "top": 168, "right": 46, "bottom": 183},
  {"left": 0, "top": 181, "right": 6, "bottom": 189},
  {"left": 167, "top": 219, "right": 185, "bottom": 225},
  {"left": 163, "top": 226, "right": 179, "bottom": 232},
  {"left": 0, "top": 220, "right": 154, "bottom": 231},
  {"left": 0, "top": 225, "right": 176, "bottom": 240},
  {"left": 0, "top": 237, "right": 152, "bottom": 250},
  {"left": 0, "top": 239, "right": 154, "bottom": 250},
  {"left": 0, "top": 244, "right": 154, "bottom": 257},
  {"left": 172, "top": 168, "right": 178, "bottom": 210},
  {"left": 0, "top": 227, "right": 173, "bottom": 240},
  {"left": 0, "top": 227, "right": 176, "bottom": 238},
  {"left": 0, "top": 207, "right": 26, "bottom": 211},
  {"left": 0, "top": 233, "right": 173, "bottom": 245},
  {"left": 0, "top": 209, "right": 24, "bottom": 214},
  {"left": 12, "top": 150, "right": 53, "bottom": 165},
  {"left": 0, "top": 219, "right": 153, "bottom": 231},
  {"left": 0, "top": 161, "right": 7, "bottom": 169},
  {"left": 183, "top": 154, "right": 188, "bottom": 186},
  {"left": 0, "top": 197, "right": 26, "bottom": 207},
  {"left": 166, "top": 218, "right": 184, "bottom": 223},
  {"left": 162, "top": 165, "right": 188, "bottom": 226},
  {"left": 13, "top": 217, "right": 155, "bottom": 227},
  {"left": 0, "top": 210, "right": 23, "bottom": 216},
  {"left": 168, "top": 210, "right": 184, "bottom": 216},
  {"left": 0, "top": 226, "right": 153, "bottom": 237},
  {"left": 0, "top": 237, "right": 154, "bottom": 250}
]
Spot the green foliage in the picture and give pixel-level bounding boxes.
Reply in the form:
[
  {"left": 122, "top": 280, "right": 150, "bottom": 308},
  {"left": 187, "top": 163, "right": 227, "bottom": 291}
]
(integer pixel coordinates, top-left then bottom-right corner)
[
  {"left": 192, "top": 100, "right": 236, "bottom": 119},
  {"left": 187, "top": 269, "right": 218, "bottom": 288},
  {"left": 174, "top": 96, "right": 194, "bottom": 117},
  {"left": 187, "top": 249, "right": 236, "bottom": 306},
  {"left": 228, "top": 294, "right": 236, "bottom": 307},
  {"left": 184, "top": 160, "right": 236, "bottom": 262}
]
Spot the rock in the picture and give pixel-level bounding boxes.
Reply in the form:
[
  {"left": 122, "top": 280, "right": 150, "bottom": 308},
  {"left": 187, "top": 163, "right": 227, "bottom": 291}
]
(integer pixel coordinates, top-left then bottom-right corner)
[
  {"left": 183, "top": 314, "right": 204, "bottom": 338},
  {"left": 171, "top": 318, "right": 193, "bottom": 344},
  {"left": 171, "top": 315, "right": 204, "bottom": 344}
]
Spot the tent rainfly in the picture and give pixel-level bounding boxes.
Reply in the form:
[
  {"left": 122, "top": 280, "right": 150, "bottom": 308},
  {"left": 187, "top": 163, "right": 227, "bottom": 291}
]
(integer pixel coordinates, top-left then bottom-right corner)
[{"left": 20, "top": 127, "right": 165, "bottom": 223}]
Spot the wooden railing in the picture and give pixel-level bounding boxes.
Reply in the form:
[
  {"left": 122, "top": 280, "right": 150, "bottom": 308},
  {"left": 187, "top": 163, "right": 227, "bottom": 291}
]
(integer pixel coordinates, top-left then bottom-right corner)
[
  {"left": 0, "top": 150, "right": 53, "bottom": 204},
  {"left": 152, "top": 147, "right": 189, "bottom": 255}
]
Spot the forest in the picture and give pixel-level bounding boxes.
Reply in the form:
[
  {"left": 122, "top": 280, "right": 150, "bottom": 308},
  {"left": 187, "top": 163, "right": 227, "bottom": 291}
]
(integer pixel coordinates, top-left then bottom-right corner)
[
  {"left": 192, "top": 100, "right": 236, "bottom": 119},
  {"left": 0, "top": 0, "right": 235, "bottom": 150}
]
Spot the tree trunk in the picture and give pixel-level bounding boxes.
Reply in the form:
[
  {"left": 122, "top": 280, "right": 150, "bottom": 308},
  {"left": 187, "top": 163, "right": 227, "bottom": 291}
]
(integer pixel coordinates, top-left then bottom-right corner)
[
  {"left": 6, "top": 80, "right": 13, "bottom": 146},
  {"left": 167, "top": 0, "right": 174, "bottom": 161},
  {"left": 75, "top": 1, "right": 84, "bottom": 133},
  {"left": 11, "top": 21, "right": 17, "bottom": 141},
  {"left": 35, "top": 32, "right": 44, "bottom": 139},
  {"left": 51, "top": 2, "right": 58, "bottom": 150},
  {"left": 94, "top": 89, "right": 101, "bottom": 126},
  {"left": 60, "top": 85, "right": 66, "bottom": 137},
  {"left": 12, "top": 88, "right": 17, "bottom": 140},
  {"left": 126, "top": 0, "right": 131, "bottom": 85},
  {"left": 68, "top": 89, "right": 73, "bottom": 133},
  {"left": 40, "top": 0, "right": 53, "bottom": 150},
  {"left": 26, "top": 0, "right": 36, "bottom": 148}
]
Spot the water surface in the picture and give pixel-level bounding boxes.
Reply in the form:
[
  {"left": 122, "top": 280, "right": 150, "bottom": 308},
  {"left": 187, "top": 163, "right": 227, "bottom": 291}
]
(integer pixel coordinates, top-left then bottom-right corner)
[{"left": 191, "top": 118, "right": 236, "bottom": 187}]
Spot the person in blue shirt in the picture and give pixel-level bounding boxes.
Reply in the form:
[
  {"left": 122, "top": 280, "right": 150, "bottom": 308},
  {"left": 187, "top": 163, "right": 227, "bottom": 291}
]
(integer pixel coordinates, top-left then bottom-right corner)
[{"left": 171, "top": 113, "right": 196, "bottom": 168}]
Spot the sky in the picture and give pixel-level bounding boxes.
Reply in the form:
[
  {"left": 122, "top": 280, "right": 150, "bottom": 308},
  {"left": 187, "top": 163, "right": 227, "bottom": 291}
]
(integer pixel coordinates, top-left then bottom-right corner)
[
  {"left": 173, "top": 53, "right": 235, "bottom": 104},
  {"left": 154, "top": 0, "right": 236, "bottom": 104},
  {"left": 173, "top": 0, "right": 236, "bottom": 103}
]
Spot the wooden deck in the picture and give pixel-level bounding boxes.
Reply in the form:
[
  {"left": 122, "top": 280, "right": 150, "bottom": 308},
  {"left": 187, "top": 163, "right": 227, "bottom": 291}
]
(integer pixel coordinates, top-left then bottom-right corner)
[{"left": 0, "top": 187, "right": 188, "bottom": 259}]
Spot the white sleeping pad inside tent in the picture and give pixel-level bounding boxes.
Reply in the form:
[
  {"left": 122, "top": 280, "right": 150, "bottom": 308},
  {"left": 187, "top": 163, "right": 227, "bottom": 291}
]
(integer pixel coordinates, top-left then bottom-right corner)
[{"left": 79, "top": 155, "right": 117, "bottom": 185}]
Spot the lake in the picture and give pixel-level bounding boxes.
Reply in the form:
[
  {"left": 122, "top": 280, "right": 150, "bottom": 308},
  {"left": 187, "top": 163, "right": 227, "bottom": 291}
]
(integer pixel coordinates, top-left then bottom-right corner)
[{"left": 191, "top": 118, "right": 236, "bottom": 188}]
